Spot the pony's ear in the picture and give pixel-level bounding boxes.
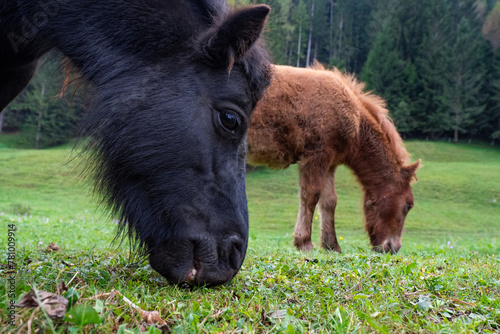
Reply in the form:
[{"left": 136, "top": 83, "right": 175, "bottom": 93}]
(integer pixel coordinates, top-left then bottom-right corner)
[
  {"left": 199, "top": 5, "right": 270, "bottom": 69},
  {"left": 401, "top": 159, "right": 421, "bottom": 183}
]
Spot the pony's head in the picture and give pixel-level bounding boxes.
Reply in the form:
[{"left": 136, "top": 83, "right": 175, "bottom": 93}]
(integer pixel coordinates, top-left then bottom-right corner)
[
  {"left": 80, "top": 4, "right": 272, "bottom": 286},
  {"left": 363, "top": 160, "right": 420, "bottom": 253}
]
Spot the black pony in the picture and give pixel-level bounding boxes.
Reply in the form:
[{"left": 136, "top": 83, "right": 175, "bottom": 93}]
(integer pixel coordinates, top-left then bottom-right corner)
[{"left": 0, "top": 0, "right": 272, "bottom": 286}]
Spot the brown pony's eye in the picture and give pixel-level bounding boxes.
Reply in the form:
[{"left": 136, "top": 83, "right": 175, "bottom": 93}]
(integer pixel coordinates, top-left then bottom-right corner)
[{"left": 406, "top": 203, "right": 413, "bottom": 211}]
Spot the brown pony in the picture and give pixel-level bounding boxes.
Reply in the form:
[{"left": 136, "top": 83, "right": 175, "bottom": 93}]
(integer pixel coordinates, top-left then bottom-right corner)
[{"left": 247, "top": 64, "right": 420, "bottom": 253}]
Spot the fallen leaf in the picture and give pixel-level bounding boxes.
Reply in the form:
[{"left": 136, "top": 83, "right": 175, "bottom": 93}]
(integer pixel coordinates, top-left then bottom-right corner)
[
  {"left": 81, "top": 289, "right": 168, "bottom": 326},
  {"left": 46, "top": 243, "right": 60, "bottom": 252},
  {"left": 140, "top": 310, "right": 167, "bottom": 325},
  {"left": 16, "top": 289, "right": 68, "bottom": 319}
]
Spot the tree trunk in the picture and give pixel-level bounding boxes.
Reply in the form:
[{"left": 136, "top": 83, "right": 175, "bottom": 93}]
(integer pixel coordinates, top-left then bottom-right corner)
[
  {"left": 453, "top": 96, "right": 460, "bottom": 144},
  {"left": 284, "top": 41, "right": 289, "bottom": 66},
  {"left": 297, "top": 21, "right": 302, "bottom": 67},
  {"left": 338, "top": 10, "right": 343, "bottom": 56},
  {"left": 313, "top": 41, "right": 318, "bottom": 64},
  {"left": 305, "top": 0, "right": 314, "bottom": 67},
  {"left": 329, "top": 0, "right": 335, "bottom": 60},
  {"left": 353, "top": 29, "right": 359, "bottom": 72},
  {"left": 36, "top": 82, "right": 46, "bottom": 150}
]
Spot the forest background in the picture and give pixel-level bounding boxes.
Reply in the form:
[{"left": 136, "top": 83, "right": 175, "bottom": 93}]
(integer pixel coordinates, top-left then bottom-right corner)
[{"left": 1, "top": 0, "right": 500, "bottom": 148}]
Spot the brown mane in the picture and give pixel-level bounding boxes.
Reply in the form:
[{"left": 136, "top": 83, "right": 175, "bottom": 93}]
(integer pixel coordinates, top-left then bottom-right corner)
[{"left": 310, "top": 63, "right": 410, "bottom": 167}]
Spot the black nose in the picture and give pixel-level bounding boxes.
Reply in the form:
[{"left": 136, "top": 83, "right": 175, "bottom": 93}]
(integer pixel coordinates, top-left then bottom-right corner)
[
  {"left": 187, "top": 233, "right": 247, "bottom": 286},
  {"left": 148, "top": 231, "right": 248, "bottom": 286}
]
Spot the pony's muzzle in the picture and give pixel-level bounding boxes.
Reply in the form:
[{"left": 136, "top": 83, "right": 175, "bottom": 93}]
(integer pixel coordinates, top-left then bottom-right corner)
[
  {"left": 374, "top": 238, "right": 401, "bottom": 254},
  {"left": 189, "top": 233, "right": 246, "bottom": 286},
  {"left": 149, "top": 232, "right": 247, "bottom": 286}
]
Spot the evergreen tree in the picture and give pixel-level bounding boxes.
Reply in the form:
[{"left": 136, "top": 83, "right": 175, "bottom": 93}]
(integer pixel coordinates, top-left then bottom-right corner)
[
  {"left": 1, "top": 57, "right": 84, "bottom": 148},
  {"left": 361, "top": 17, "right": 418, "bottom": 134},
  {"left": 413, "top": 0, "right": 453, "bottom": 136},
  {"left": 441, "top": 18, "right": 487, "bottom": 142},
  {"left": 2, "top": 0, "right": 498, "bottom": 145},
  {"left": 480, "top": 1, "right": 500, "bottom": 141},
  {"left": 262, "top": 0, "right": 295, "bottom": 65},
  {"left": 489, "top": 52, "right": 500, "bottom": 141},
  {"left": 292, "top": 0, "right": 309, "bottom": 66}
]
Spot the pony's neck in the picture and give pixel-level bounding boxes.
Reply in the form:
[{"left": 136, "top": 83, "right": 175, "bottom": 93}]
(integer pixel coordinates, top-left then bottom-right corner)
[{"left": 345, "top": 115, "right": 402, "bottom": 192}]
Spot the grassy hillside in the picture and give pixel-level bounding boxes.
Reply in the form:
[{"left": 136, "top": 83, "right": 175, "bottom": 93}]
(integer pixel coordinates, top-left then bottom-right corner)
[
  {"left": 0, "top": 143, "right": 114, "bottom": 249},
  {"left": 0, "top": 140, "right": 499, "bottom": 332},
  {"left": 1, "top": 140, "right": 498, "bottom": 249}
]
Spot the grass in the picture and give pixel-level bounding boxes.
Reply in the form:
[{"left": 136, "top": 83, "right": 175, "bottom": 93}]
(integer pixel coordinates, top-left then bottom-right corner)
[{"left": 0, "top": 138, "right": 499, "bottom": 333}]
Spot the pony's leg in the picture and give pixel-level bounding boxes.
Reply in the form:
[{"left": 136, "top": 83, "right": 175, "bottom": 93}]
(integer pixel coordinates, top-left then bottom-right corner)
[
  {"left": 318, "top": 170, "right": 341, "bottom": 252},
  {"left": 0, "top": 61, "right": 39, "bottom": 112},
  {"left": 293, "top": 164, "right": 325, "bottom": 252}
]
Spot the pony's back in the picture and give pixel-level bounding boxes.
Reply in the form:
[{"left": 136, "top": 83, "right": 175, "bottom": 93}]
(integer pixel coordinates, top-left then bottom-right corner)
[
  {"left": 248, "top": 64, "right": 410, "bottom": 168},
  {"left": 249, "top": 65, "right": 364, "bottom": 167}
]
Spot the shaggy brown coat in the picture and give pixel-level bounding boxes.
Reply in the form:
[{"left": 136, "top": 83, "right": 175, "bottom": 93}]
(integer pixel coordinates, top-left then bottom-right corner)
[{"left": 247, "top": 64, "right": 420, "bottom": 253}]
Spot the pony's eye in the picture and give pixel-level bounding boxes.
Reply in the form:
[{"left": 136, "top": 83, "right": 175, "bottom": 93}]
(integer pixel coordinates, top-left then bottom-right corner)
[
  {"left": 406, "top": 203, "right": 413, "bottom": 211},
  {"left": 218, "top": 111, "right": 240, "bottom": 131}
]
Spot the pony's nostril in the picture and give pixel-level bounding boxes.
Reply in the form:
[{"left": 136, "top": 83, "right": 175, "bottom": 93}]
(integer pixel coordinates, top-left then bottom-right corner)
[
  {"left": 223, "top": 235, "right": 244, "bottom": 270},
  {"left": 386, "top": 241, "right": 392, "bottom": 252},
  {"left": 384, "top": 239, "right": 401, "bottom": 254}
]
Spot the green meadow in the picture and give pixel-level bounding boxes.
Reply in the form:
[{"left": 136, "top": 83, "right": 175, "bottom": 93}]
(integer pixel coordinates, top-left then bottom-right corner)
[{"left": 0, "top": 139, "right": 499, "bottom": 333}]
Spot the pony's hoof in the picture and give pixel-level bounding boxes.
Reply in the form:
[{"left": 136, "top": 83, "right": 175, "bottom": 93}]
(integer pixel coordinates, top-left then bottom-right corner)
[
  {"left": 322, "top": 242, "right": 342, "bottom": 253},
  {"left": 294, "top": 239, "right": 314, "bottom": 252}
]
